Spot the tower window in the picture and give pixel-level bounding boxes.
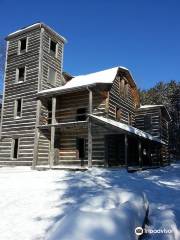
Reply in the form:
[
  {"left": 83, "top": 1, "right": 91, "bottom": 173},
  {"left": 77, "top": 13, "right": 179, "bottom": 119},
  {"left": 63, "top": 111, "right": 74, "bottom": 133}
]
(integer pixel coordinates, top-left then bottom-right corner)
[
  {"left": 76, "top": 108, "right": 87, "bottom": 121},
  {"left": 12, "top": 139, "right": 19, "bottom": 159},
  {"left": 19, "top": 38, "right": 27, "bottom": 53},
  {"left": 17, "top": 67, "right": 25, "bottom": 82},
  {"left": 50, "top": 39, "right": 57, "bottom": 56},
  {"left": 15, "top": 99, "right": 22, "bottom": 118},
  {"left": 48, "top": 68, "right": 56, "bottom": 85}
]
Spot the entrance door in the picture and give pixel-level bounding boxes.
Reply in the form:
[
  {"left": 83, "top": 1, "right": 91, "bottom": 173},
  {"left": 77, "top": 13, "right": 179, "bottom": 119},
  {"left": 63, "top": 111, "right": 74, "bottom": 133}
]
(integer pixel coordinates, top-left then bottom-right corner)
[
  {"left": 76, "top": 138, "right": 85, "bottom": 159},
  {"left": 105, "top": 134, "right": 125, "bottom": 166}
]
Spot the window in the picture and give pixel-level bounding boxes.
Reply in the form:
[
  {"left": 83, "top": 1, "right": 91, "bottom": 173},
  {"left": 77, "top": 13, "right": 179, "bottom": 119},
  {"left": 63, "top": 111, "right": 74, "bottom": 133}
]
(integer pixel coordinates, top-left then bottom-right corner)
[
  {"left": 19, "top": 38, "right": 27, "bottom": 53},
  {"left": 48, "top": 68, "right": 56, "bottom": 85},
  {"left": 116, "top": 107, "right": 122, "bottom": 121},
  {"left": 128, "top": 113, "right": 133, "bottom": 125},
  {"left": 12, "top": 139, "right": 19, "bottom": 159},
  {"left": 16, "top": 67, "right": 25, "bottom": 82},
  {"left": 15, "top": 99, "right": 22, "bottom": 118},
  {"left": 119, "top": 79, "right": 125, "bottom": 96},
  {"left": 76, "top": 108, "right": 87, "bottom": 121},
  {"left": 144, "top": 115, "right": 152, "bottom": 131},
  {"left": 76, "top": 138, "right": 85, "bottom": 159},
  {"left": 125, "top": 82, "right": 129, "bottom": 98},
  {"left": 50, "top": 39, "right": 57, "bottom": 56}
]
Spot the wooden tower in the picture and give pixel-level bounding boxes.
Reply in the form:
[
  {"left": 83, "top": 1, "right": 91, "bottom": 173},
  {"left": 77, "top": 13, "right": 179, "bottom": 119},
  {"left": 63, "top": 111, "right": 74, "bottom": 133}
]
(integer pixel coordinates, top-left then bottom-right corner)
[{"left": 0, "top": 23, "right": 66, "bottom": 165}]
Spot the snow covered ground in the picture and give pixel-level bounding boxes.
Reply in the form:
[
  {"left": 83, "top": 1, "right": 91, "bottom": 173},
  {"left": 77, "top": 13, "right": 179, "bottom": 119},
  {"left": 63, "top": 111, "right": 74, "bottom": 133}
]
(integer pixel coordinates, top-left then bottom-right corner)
[{"left": 0, "top": 164, "right": 179, "bottom": 240}]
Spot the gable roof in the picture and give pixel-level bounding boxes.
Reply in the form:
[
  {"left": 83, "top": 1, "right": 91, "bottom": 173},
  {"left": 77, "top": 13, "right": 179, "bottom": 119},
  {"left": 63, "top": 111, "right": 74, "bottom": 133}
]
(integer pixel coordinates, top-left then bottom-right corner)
[{"left": 38, "top": 66, "right": 137, "bottom": 96}]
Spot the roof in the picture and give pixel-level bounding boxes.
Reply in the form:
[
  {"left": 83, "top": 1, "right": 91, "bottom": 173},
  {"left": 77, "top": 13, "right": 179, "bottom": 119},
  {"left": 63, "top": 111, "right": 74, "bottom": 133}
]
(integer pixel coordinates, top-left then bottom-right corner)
[
  {"left": 139, "top": 105, "right": 171, "bottom": 121},
  {"left": 140, "top": 104, "right": 164, "bottom": 109},
  {"left": 6, "top": 22, "right": 67, "bottom": 43},
  {"left": 38, "top": 66, "right": 136, "bottom": 96},
  {"left": 90, "top": 115, "right": 166, "bottom": 144}
]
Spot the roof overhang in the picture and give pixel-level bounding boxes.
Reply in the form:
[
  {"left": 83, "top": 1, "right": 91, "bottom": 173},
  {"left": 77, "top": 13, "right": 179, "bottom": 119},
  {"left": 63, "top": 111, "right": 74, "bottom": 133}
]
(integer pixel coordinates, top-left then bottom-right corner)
[
  {"left": 37, "top": 82, "right": 111, "bottom": 98},
  {"left": 90, "top": 115, "right": 166, "bottom": 145}
]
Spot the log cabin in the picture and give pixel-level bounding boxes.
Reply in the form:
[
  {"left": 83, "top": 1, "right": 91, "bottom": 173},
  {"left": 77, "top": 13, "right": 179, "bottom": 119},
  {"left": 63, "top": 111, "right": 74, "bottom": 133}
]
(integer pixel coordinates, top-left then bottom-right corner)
[{"left": 0, "top": 23, "right": 171, "bottom": 169}]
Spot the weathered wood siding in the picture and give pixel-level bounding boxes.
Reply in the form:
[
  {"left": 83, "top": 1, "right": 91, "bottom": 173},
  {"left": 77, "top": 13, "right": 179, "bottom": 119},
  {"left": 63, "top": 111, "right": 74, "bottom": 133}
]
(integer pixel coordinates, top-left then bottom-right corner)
[
  {"left": 108, "top": 76, "right": 136, "bottom": 125},
  {"left": 135, "top": 108, "right": 161, "bottom": 138}
]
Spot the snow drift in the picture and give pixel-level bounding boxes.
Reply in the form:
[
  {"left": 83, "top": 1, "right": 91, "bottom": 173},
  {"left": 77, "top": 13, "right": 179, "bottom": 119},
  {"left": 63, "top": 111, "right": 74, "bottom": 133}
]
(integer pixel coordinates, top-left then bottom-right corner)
[{"left": 46, "top": 188, "right": 149, "bottom": 240}]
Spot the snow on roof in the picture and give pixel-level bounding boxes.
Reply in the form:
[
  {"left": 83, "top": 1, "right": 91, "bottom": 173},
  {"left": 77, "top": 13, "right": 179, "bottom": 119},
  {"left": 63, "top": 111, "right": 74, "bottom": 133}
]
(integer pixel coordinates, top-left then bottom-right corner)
[
  {"left": 38, "top": 66, "right": 133, "bottom": 96},
  {"left": 140, "top": 105, "right": 171, "bottom": 121},
  {"left": 90, "top": 115, "right": 165, "bottom": 144},
  {"left": 6, "top": 22, "right": 67, "bottom": 43},
  {"left": 140, "top": 105, "right": 164, "bottom": 109},
  {"left": 7, "top": 23, "right": 40, "bottom": 37}
]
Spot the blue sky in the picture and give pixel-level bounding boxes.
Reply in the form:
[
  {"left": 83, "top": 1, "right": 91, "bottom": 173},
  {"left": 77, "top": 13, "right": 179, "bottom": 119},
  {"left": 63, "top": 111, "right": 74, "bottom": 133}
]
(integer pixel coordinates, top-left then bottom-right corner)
[{"left": 0, "top": 0, "right": 180, "bottom": 91}]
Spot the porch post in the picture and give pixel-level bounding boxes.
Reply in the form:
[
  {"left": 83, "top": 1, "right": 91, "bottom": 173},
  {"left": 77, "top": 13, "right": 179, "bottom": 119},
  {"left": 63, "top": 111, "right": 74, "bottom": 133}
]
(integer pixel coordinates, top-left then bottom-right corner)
[
  {"left": 138, "top": 140, "right": 142, "bottom": 168},
  {"left": 88, "top": 89, "right": 93, "bottom": 168},
  {"left": 32, "top": 99, "right": 41, "bottom": 169},
  {"left": 124, "top": 134, "right": 128, "bottom": 168},
  {"left": 50, "top": 96, "right": 56, "bottom": 168}
]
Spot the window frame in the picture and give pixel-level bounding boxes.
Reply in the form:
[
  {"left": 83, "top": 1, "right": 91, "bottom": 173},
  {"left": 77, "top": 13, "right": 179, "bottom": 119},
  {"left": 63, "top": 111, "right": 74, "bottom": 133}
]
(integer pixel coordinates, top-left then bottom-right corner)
[
  {"left": 115, "top": 106, "right": 122, "bottom": 121},
  {"left": 16, "top": 66, "right": 26, "bottom": 83},
  {"left": 48, "top": 67, "right": 57, "bottom": 86},
  {"left": 49, "top": 38, "right": 58, "bottom": 57},
  {"left": 18, "top": 37, "right": 28, "bottom": 55},
  {"left": 14, "top": 98, "right": 23, "bottom": 119}
]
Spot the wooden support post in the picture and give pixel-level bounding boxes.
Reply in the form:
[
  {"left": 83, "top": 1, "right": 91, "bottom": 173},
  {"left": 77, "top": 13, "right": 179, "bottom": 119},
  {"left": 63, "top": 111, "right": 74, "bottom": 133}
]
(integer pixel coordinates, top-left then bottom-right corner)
[
  {"left": 32, "top": 99, "right": 41, "bottom": 169},
  {"left": 125, "top": 134, "right": 128, "bottom": 169},
  {"left": 50, "top": 97, "right": 56, "bottom": 168},
  {"left": 138, "top": 140, "right": 142, "bottom": 168},
  {"left": 88, "top": 89, "right": 93, "bottom": 168}
]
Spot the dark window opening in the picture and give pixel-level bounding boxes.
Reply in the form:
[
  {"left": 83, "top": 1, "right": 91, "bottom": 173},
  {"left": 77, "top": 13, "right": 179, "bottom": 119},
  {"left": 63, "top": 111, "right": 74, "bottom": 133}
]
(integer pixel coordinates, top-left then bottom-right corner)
[
  {"left": 18, "top": 67, "right": 25, "bottom": 82},
  {"left": 116, "top": 107, "right": 122, "bottom": 121},
  {"left": 144, "top": 115, "right": 152, "bottom": 131},
  {"left": 76, "top": 108, "right": 87, "bottom": 121},
  {"left": 16, "top": 99, "right": 22, "bottom": 117},
  {"left": 48, "top": 68, "right": 56, "bottom": 85},
  {"left": 47, "top": 99, "right": 52, "bottom": 124},
  {"left": 50, "top": 39, "right": 57, "bottom": 56},
  {"left": 76, "top": 138, "right": 85, "bottom": 159},
  {"left": 13, "top": 139, "right": 19, "bottom": 159},
  {"left": 20, "top": 38, "right": 27, "bottom": 52}
]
